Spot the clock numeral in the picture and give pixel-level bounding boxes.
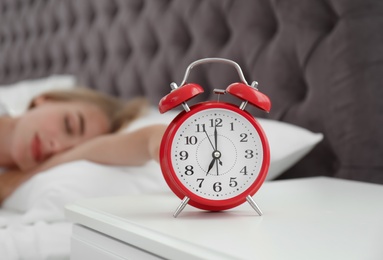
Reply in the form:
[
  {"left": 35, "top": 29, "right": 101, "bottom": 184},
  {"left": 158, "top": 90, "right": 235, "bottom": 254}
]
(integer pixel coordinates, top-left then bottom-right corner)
[
  {"left": 240, "top": 166, "right": 248, "bottom": 175},
  {"left": 196, "top": 124, "right": 206, "bottom": 133},
  {"left": 229, "top": 177, "right": 238, "bottom": 187},
  {"left": 210, "top": 118, "right": 223, "bottom": 127},
  {"left": 185, "top": 136, "right": 198, "bottom": 145},
  {"left": 245, "top": 150, "right": 254, "bottom": 159},
  {"left": 185, "top": 165, "right": 194, "bottom": 176},
  {"left": 230, "top": 122, "right": 234, "bottom": 131},
  {"left": 179, "top": 151, "right": 188, "bottom": 160},
  {"left": 196, "top": 178, "right": 204, "bottom": 188},
  {"left": 240, "top": 133, "right": 248, "bottom": 142},
  {"left": 213, "top": 182, "right": 222, "bottom": 192}
]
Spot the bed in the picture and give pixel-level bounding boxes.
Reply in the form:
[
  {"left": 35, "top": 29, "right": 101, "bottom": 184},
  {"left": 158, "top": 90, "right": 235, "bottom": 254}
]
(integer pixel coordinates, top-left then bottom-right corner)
[{"left": 1, "top": 0, "right": 382, "bottom": 259}]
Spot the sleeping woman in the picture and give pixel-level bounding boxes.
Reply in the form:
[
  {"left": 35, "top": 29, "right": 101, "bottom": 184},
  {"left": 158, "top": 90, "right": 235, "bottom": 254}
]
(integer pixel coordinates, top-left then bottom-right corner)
[{"left": 0, "top": 88, "right": 166, "bottom": 204}]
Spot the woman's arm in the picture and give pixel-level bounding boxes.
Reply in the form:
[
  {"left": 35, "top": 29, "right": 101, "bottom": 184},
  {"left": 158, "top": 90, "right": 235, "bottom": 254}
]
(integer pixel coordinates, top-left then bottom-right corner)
[
  {"left": 63, "top": 124, "right": 166, "bottom": 166},
  {"left": 0, "top": 125, "right": 167, "bottom": 205},
  {"left": 36, "top": 124, "right": 167, "bottom": 172}
]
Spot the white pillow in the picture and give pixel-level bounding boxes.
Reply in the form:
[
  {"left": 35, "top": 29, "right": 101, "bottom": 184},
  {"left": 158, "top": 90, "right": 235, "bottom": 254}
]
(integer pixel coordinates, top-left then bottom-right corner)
[
  {"left": 2, "top": 107, "right": 322, "bottom": 223},
  {"left": 0, "top": 75, "right": 76, "bottom": 116}
]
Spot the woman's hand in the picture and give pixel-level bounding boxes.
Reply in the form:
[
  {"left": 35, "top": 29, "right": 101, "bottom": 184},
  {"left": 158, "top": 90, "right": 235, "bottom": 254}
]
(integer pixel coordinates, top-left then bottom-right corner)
[
  {"left": 0, "top": 150, "right": 81, "bottom": 205},
  {"left": 0, "top": 169, "right": 36, "bottom": 205}
]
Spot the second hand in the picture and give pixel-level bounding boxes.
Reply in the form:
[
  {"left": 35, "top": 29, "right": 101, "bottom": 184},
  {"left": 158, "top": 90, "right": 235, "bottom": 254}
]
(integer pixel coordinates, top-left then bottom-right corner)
[{"left": 204, "top": 130, "right": 215, "bottom": 150}]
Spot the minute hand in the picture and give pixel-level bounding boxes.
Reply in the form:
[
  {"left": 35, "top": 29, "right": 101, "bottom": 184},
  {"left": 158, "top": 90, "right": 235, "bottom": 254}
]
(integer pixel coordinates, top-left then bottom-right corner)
[
  {"left": 214, "top": 125, "right": 223, "bottom": 166},
  {"left": 214, "top": 125, "right": 218, "bottom": 150}
]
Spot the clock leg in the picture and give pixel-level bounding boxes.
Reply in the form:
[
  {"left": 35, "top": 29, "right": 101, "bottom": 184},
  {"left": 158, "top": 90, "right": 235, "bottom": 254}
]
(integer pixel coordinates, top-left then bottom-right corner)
[
  {"left": 246, "top": 195, "right": 263, "bottom": 216},
  {"left": 173, "top": 196, "right": 190, "bottom": 218}
]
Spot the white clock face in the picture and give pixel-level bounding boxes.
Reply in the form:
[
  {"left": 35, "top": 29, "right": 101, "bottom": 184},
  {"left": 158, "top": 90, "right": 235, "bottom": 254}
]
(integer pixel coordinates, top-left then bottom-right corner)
[{"left": 171, "top": 108, "right": 264, "bottom": 200}]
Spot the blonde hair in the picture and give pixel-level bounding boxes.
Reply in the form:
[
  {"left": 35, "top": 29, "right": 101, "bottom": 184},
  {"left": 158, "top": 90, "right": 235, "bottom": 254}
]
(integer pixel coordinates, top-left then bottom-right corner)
[{"left": 29, "top": 87, "right": 148, "bottom": 132}]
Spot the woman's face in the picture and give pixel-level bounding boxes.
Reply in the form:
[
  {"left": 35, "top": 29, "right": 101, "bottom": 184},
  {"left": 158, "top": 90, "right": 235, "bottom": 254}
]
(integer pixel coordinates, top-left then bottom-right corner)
[{"left": 10, "top": 101, "right": 110, "bottom": 171}]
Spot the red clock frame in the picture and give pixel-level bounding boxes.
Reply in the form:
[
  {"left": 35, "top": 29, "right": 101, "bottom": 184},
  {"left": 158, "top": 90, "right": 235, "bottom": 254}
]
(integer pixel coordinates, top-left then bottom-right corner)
[{"left": 160, "top": 101, "right": 270, "bottom": 211}]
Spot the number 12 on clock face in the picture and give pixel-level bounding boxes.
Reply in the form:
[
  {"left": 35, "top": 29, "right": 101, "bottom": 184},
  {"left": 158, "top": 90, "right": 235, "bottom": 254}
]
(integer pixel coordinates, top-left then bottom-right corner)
[{"left": 160, "top": 102, "right": 270, "bottom": 213}]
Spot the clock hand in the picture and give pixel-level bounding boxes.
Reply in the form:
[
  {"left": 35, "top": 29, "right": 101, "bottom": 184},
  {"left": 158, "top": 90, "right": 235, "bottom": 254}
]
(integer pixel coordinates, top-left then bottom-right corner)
[
  {"left": 216, "top": 158, "right": 219, "bottom": 176},
  {"left": 207, "top": 157, "right": 216, "bottom": 175},
  {"left": 204, "top": 130, "right": 215, "bottom": 151},
  {"left": 206, "top": 125, "right": 223, "bottom": 176},
  {"left": 213, "top": 125, "right": 223, "bottom": 166},
  {"left": 214, "top": 125, "right": 218, "bottom": 150}
]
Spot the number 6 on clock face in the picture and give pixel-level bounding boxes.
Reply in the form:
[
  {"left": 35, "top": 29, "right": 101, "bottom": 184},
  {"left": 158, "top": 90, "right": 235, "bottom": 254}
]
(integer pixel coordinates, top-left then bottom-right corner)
[{"left": 160, "top": 102, "right": 270, "bottom": 212}]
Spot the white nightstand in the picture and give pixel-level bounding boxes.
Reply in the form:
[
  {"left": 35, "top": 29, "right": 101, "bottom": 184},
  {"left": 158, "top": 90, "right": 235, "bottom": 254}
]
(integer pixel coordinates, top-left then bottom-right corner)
[{"left": 66, "top": 177, "right": 383, "bottom": 260}]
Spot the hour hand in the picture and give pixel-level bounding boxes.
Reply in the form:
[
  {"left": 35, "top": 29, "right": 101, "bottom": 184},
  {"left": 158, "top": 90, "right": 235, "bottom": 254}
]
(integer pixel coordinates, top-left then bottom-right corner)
[{"left": 207, "top": 158, "right": 216, "bottom": 175}]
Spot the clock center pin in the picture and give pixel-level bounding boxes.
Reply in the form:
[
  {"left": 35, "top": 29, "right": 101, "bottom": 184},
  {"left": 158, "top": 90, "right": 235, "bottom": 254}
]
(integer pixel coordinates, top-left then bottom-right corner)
[{"left": 213, "top": 151, "right": 221, "bottom": 159}]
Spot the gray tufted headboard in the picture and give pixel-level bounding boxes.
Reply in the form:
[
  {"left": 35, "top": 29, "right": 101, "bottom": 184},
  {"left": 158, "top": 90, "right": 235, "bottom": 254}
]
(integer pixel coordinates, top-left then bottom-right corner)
[{"left": 1, "top": 0, "right": 383, "bottom": 183}]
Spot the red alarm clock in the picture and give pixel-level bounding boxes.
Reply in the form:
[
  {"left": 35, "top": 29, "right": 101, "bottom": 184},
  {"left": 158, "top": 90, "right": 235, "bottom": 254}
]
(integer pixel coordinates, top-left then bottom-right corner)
[{"left": 159, "top": 58, "right": 271, "bottom": 217}]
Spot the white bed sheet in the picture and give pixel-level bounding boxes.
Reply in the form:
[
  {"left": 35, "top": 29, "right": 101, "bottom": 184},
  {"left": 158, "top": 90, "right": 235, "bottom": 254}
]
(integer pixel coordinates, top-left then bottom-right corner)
[
  {"left": 0, "top": 161, "right": 166, "bottom": 260},
  {"left": 0, "top": 209, "right": 71, "bottom": 260}
]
